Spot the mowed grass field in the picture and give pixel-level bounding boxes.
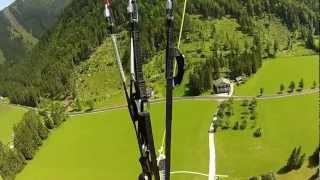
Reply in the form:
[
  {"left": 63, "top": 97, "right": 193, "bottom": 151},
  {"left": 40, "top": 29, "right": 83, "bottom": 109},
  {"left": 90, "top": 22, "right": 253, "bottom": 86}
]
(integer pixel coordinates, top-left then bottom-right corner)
[
  {"left": 0, "top": 104, "right": 27, "bottom": 144},
  {"left": 215, "top": 94, "right": 318, "bottom": 179},
  {"left": 235, "top": 55, "right": 319, "bottom": 96},
  {"left": 17, "top": 100, "right": 217, "bottom": 180}
]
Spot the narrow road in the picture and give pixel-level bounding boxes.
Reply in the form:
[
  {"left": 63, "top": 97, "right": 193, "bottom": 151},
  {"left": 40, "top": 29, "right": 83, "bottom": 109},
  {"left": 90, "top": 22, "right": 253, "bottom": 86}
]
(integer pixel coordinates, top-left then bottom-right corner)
[
  {"left": 208, "top": 121, "right": 216, "bottom": 180},
  {"left": 66, "top": 89, "right": 319, "bottom": 116},
  {"left": 1, "top": 89, "right": 317, "bottom": 117}
]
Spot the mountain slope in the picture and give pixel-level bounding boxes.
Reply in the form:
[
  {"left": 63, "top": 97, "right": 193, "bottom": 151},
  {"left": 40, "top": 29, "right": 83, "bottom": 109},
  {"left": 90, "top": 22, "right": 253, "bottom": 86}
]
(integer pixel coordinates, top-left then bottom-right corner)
[
  {"left": 0, "top": 0, "right": 318, "bottom": 107},
  {"left": 0, "top": 0, "right": 72, "bottom": 63}
]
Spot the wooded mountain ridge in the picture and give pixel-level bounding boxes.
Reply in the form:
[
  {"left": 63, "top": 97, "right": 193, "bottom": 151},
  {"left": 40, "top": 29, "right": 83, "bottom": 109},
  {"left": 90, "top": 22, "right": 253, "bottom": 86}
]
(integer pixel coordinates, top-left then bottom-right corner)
[{"left": 0, "top": 0, "right": 318, "bottom": 106}]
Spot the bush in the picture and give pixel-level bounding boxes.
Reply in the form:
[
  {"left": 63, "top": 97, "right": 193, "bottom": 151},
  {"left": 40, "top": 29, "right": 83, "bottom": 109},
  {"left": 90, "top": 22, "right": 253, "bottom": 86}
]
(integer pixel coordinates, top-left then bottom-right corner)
[
  {"left": 250, "top": 98, "right": 257, "bottom": 107},
  {"left": 241, "top": 99, "right": 249, "bottom": 106},
  {"left": 249, "top": 176, "right": 259, "bottom": 180},
  {"left": 222, "top": 120, "right": 230, "bottom": 129},
  {"left": 279, "top": 84, "right": 285, "bottom": 93},
  {"left": 72, "top": 98, "right": 82, "bottom": 112},
  {"left": 86, "top": 100, "right": 95, "bottom": 111},
  {"left": 233, "top": 121, "right": 239, "bottom": 130},
  {"left": 240, "top": 120, "right": 247, "bottom": 130},
  {"left": 288, "top": 81, "right": 295, "bottom": 93},
  {"left": 298, "top": 78, "right": 304, "bottom": 90},
  {"left": 253, "top": 128, "right": 263, "bottom": 137},
  {"left": 44, "top": 115, "right": 55, "bottom": 130},
  {"left": 51, "top": 102, "right": 67, "bottom": 127},
  {"left": 261, "top": 173, "right": 276, "bottom": 180},
  {"left": 225, "top": 105, "right": 234, "bottom": 117},
  {"left": 250, "top": 111, "right": 257, "bottom": 120},
  {"left": 0, "top": 142, "right": 25, "bottom": 179},
  {"left": 311, "top": 80, "right": 317, "bottom": 89}
]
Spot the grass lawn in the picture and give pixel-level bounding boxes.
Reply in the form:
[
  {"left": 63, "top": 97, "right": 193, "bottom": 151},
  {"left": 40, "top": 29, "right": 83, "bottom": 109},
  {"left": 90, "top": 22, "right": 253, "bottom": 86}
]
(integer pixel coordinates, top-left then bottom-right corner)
[
  {"left": 0, "top": 104, "right": 27, "bottom": 144},
  {"left": 215, "top": 94, "right": 318, "bottom": 178},
  {"left": 17, "top": 100, "right": 217, "bottom": 180},
  {"left": 235, "top": 55, "right": 319, "bottom": 96}
]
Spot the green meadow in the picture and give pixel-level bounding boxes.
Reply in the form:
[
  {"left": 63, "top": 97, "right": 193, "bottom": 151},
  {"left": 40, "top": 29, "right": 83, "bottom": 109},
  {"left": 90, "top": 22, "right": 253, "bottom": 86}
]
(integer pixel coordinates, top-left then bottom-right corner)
[
  {"left": 17, "top": 100, "right": 217, "bottom": 180},
  {"left": 0, "top": 104, "right": 27, "bottom": 144},
  {"left": 215, "top": 94, "right": 318, "bottom": 179},
  {"left": 235, "top": 55, "right": 319, "bottom": 96},
  {"left": 16, "top": 93, "right": 318, "bottom": 179}
]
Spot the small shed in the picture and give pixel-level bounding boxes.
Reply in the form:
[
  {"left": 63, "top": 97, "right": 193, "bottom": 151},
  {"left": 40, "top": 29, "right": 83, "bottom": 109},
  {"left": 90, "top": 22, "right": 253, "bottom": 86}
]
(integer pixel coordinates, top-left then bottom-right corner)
[
  {"left": 235, "top": 75, "right": 247, "bottom": 84},
  {"left": 146, "top": 87, "right": 154, "bottom": 98},
  {"left": 213, "top": 78, "right": 231, "bottom": 94}
]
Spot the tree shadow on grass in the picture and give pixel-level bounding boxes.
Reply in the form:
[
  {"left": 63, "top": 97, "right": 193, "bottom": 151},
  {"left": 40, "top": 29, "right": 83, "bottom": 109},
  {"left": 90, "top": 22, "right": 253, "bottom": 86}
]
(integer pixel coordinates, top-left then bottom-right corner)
[
  {"left": 277, "top": 166, "right": 291, "bottom": 174},
  {"left": 308, "top": 146, "right": 319, "bottom": 168},
  {"left": 308, "top": 168, "right": 319, "bottom": 180}
]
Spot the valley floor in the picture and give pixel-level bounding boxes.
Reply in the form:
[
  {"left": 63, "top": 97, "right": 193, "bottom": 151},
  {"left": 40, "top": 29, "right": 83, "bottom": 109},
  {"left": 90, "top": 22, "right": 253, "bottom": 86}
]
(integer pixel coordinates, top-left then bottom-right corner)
[{"left": 14, "top": 92, "right": 318, "bottom": 180}]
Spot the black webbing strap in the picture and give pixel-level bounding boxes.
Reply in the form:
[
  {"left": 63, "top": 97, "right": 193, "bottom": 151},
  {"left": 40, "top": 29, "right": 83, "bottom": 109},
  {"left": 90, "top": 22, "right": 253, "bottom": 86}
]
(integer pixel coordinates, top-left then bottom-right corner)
[
  {"left": 103, "top": 0, "right": 159, "bottom": 179},
  {"left": 165, "top": 0, "right": 175, "bottom": 179},
  {"left": 129, "top": 0, "right": 160, "bottom": 179},
  {"left": 173, "top": 48, "right": 185, "bottom": 86}
]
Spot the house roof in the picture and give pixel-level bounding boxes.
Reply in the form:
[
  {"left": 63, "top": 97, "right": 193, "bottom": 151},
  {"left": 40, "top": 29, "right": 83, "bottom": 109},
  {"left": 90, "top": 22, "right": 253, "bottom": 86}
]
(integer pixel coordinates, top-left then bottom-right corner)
[{"left": 214, "top": 77, "right": 231, "bottom": 85}]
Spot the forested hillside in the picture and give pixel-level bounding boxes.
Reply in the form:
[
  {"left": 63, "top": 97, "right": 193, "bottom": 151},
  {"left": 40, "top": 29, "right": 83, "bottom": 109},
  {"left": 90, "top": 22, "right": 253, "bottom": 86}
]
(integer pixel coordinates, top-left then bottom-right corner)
[
  {"left": 0, "top": 0, "right": 318, "bottom": 107},
  {"left": 0, "top": 0, "right": 71, "bottom": 63}
]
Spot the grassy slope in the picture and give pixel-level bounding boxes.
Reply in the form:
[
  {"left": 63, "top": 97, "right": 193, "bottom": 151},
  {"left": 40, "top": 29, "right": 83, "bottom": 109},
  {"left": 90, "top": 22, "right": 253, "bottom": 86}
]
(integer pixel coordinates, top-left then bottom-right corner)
[
  {"left": 0, "top": 104, "right": 26, "bottom": 144},
  {"left": 78, "top": 17, "right": 248, "bottom": 105},
  {"left": 0, "top": 0, "right": 72, "bottom": 62},
  {"left": 145, "top": 16, "right": 252, "bottom": 97},
  {"left": 78, "top": 15, "right": 298, "bottom": 103},
  {"left": 3, "top": 8, "right": 38, "bottom": 48},
  {"left": 215, "top": 94, "right": 318, "bottom": 178},
  {"left": 76, "top": 33, "right": 128, "bottom": 108},
  {"left": 235, "top": 55, "right": 319, "bottom": 96},
  {"left": 17, "top": 100, "right": 217, "bottom": 180}
]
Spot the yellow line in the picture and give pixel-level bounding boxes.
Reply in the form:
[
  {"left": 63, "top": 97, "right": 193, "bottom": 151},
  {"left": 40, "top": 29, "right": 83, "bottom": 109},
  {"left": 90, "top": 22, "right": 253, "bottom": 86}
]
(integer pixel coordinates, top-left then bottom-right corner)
[
  {"left": 177, "top": 0, "right": 187, "bottom": 49},
  {"left": 174, "top": 0, "right": 187, "bottom": 75}
]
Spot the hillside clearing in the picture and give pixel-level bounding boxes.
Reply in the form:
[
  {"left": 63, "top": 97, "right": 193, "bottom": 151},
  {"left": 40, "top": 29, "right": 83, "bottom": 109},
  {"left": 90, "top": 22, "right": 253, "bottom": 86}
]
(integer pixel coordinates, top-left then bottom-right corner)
[{"left": 235, "top": 55, "right": 319, "bottom": 96}]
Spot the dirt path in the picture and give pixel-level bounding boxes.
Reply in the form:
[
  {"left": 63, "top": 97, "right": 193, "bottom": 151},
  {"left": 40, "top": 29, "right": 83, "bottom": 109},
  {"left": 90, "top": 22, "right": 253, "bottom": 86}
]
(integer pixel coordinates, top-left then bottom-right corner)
[{"left": 208, "top": 122, "right": 216, "bottom": 180}]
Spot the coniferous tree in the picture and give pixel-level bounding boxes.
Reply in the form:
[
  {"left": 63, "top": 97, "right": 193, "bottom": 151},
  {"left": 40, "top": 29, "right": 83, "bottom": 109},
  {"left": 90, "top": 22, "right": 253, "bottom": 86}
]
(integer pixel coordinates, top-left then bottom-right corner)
[
  {"left": 306, "top": 29, "right": 315, "bottom": 49},
  {"left": 273, "top": 39, "right": 279, "bottom": 57},
  {"left": 298, "top": 78, "right": 304, "bottom": 90},
  {"left": 280, "top": 84, "right": 285, "bottom": 93},
  {"left": 289, "top": 81, "right": 296, "bottom": 92},
  {"left": 0, "top": 142, "right": 25, "bottom": 179}
]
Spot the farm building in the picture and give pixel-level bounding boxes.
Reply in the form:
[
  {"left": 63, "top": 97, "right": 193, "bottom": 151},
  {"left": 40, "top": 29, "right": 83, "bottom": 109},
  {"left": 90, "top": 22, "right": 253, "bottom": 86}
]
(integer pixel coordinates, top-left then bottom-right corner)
[
  {"left": 235, "top": 75, "right": 247, "bottom": 84},
  {"left": 213, "top": 78, "right": 231, "bottom": 94}
]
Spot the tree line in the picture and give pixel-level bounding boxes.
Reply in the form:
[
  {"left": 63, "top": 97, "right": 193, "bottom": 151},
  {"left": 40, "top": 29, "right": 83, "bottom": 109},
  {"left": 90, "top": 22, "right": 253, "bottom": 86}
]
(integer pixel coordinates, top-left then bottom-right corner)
[
  {"left": 0, "top": 101, "right": 66, "bottom": 179},
  {"left": 189, "top": 0, "right": 319, "bottom": 35},
  {"left": 188, "top": 35, "right": 263, "bottom": 96}
]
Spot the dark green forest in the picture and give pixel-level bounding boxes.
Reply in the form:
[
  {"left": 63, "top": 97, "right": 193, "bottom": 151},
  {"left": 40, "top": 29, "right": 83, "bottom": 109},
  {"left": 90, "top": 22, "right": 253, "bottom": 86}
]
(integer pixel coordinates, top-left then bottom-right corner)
[
  {"left": 0, "top": 0, "right": 72, "bottom": 63},
  {"left": 0, "top": 0, "right": 318, "bottom": 106}
]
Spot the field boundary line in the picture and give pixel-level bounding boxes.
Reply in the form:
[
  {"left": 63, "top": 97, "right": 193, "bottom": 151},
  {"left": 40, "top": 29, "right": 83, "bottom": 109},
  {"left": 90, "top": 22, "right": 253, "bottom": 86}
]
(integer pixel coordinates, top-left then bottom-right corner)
[
  {"left": 68, "top": 89, "right": 319, "bottom": 116},
  {"left": 3, "top": 89, "right": 317, "bottom": 116}
]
